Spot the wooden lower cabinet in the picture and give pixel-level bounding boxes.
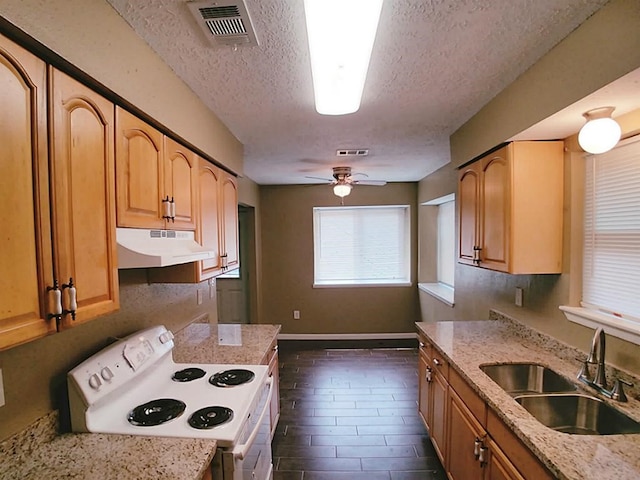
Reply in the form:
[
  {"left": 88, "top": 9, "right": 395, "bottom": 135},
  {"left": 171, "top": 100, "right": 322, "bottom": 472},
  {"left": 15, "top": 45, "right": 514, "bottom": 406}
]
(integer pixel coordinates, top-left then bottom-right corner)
[
  {"left": 447, "top": 388, "right": 485, "bottom": 480},
  {"left": 417, "top": 335, "right": 554, "bottom": 480}
]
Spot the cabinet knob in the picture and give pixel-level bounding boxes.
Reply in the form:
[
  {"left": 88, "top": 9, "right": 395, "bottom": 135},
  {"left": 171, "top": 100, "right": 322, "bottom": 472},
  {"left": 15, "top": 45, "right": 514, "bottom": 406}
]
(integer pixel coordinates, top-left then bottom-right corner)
[{"left": 432, "top": 358, "right": 442, "bottom": 366}]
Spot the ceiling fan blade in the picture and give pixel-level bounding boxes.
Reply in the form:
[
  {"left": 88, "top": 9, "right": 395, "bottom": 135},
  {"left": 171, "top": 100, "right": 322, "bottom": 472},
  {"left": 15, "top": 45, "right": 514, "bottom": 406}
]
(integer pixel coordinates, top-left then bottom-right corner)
[
  {"left": 353, "top": 180, "right": 387, "bottom": 186},
  {"left": 304, "top": 175, "right": 334, "bottom": 182}
]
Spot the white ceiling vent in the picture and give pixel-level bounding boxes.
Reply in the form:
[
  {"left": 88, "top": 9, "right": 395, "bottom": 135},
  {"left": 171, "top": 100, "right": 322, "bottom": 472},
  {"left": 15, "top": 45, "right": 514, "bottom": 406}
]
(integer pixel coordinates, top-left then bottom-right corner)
[
  {"left": 337, "top": 149, "right": 369, "bottom": 157},
  {"left": 187, "top": 0, "right": 259, "bottom": 48}
]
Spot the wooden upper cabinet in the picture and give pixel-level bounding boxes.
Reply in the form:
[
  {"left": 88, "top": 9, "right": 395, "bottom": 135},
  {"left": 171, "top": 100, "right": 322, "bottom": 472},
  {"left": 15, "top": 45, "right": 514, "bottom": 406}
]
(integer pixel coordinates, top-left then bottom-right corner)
[
  {"left": 115, "top": 107, "right": 198, "bottom": 230},
  {"left": 0, "top": 35, "right": 56, "bottom": 350},
  {"left": 198, "top": 161, "right": 223, "bottom": 279},
  {"left": 220, "top": 172, "right": 239, "bottom": 270},
  {"left": 164, "top": 136, "right": 197, "bottom": 230},
  {"left": 49, "top": 68, "right": 119, "bottom": 329},
  {"left": 457, "top": 141, "right": 564, "bottom": 274},
  {"left": 115, "top": 107, "right": 165, "bottom": 229}
]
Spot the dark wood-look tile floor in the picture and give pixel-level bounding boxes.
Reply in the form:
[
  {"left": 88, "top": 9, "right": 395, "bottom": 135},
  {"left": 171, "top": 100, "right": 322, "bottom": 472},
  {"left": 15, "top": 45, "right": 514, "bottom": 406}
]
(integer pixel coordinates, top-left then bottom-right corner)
[{"left": 272, "top": 345, "right": 446, "bottom": 480}]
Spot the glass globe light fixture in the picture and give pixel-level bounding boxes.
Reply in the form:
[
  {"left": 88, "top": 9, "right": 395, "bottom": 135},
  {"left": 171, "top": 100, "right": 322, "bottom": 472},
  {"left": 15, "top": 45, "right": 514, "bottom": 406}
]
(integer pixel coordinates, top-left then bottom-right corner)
[
  {"left": 578, "top": 107, "right": 621, "bottom": 154},
  {"left": 333, "top": 183, "right": 352, "bottom": 198}
]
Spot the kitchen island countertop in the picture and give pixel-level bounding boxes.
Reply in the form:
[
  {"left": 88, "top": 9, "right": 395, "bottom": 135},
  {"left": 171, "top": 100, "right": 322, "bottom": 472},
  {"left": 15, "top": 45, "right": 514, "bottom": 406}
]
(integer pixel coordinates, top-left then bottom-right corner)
[
  {"left": 0, "top": 322, "right": 281, "bottom": 480},
  {"left": 416, "top": 313, "right": 640, "bottom": 480}
]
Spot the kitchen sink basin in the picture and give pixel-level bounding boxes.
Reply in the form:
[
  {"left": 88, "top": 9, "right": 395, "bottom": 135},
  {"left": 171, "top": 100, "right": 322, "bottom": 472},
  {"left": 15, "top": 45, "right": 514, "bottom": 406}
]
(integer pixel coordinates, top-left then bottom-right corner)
[
  {"left": 480, "top": 363, "right": 578, "bottom": 396},
  {"left": 514, "top": 393, "right": 640, "bottom": 435}
]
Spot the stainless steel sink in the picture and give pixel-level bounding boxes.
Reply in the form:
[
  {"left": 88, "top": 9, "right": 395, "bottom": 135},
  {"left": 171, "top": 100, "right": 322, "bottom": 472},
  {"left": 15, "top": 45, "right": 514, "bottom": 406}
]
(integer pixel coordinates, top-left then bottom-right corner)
[
  {"left": 514, "top": 393, "right": 640, "bottom": 435},
  {"left": 480, "top": 363, "right": 578, "bottom": 395}
]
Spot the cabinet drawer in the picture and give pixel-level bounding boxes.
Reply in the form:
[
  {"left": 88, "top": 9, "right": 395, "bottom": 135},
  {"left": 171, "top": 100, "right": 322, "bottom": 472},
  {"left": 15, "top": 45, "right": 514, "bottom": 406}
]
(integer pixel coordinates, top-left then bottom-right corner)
[
  {"left": 418, "top": 334, "right": 431, "bottom": 361},
  {"left": 487, "top": 408, "right": 554, "bottom": 480},
  {"left": 431, "top": 348, "right": 449, "bottom": 380},
  {"left": 449, "top": 368, "right": 486, "bottom": 428}
]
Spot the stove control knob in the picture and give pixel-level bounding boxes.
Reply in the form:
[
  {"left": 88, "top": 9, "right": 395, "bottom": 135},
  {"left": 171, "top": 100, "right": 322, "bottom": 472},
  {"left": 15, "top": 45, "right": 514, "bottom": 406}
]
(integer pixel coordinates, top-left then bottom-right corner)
[
  {"left": 159, "top": 331, "right": 174, "bottom": 344},
  {"left": 88, "top": 373, "right": 102, "bottom": 390},
  {"left": 100, "top": 367, "right": 114, "bottom": 382}
]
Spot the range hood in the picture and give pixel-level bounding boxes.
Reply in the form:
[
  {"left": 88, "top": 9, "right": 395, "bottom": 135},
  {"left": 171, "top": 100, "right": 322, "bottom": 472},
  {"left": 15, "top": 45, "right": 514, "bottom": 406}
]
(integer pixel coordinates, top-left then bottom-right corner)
[{"left": 116, "top": 228, "right": 215, "bottom": 269}]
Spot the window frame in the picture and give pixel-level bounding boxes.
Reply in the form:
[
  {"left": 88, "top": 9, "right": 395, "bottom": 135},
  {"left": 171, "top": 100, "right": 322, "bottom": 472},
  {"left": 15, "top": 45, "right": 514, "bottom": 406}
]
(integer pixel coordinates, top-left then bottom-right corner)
[
  {"left": 561, "top": 136, "right": 640, "bottom": 345},
  {"left": 418, "top": 193, "right": 455, "bottom": 307},
  {"left": 312, "top": 204, "right": 412, "bottom": 288}
]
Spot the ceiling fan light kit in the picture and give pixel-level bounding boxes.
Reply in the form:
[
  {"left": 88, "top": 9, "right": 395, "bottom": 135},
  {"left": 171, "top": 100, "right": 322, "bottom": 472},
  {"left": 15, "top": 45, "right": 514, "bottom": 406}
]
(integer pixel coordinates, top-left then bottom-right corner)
[
  {"left": 333, "top": 184, "right": 353, "bottom": 198},
  {"left": 303, "top": 0, "right": 384, "bottom": 115}
]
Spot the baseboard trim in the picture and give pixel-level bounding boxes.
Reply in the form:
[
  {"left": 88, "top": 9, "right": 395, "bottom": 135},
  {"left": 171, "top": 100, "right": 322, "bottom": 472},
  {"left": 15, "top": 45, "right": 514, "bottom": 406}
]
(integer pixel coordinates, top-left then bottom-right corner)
[{"left": 278, "top": 333, "right": 417, "bottom": 341}]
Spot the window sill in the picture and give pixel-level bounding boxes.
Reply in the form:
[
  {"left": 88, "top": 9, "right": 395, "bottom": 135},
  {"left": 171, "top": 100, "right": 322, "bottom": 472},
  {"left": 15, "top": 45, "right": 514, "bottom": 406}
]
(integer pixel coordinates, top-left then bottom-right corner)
[
  {"left": 418, "top": 282, "right": 455, "bottom": 307},
  {"left": 313, "top": 280, "right": 412, "bottom": 288},
  {"left": 560, "top": 306, "right": 640, "bottom": 346}
]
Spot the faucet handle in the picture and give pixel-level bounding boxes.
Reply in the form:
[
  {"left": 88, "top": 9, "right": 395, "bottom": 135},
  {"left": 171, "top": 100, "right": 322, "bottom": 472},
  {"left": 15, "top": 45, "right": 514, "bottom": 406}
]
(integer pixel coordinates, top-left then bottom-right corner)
[
  {"left": 576, "top": 356, "right": 592, "bottom": 381},
  {"left": 611, "top": 378, "right": 633, "bottom": 402}
]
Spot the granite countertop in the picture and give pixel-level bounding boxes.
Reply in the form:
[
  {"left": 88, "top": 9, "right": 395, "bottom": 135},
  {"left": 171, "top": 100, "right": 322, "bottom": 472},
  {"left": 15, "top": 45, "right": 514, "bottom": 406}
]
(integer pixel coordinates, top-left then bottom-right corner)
[
  {"left": 0, "top": 322, "right": 281, "bottom": 480},
  {"left": 416, "top": 313, "right": 640, "bottom": 480},
  {"left": 172, "top": 323, "right": 281, "bottom": 365}
]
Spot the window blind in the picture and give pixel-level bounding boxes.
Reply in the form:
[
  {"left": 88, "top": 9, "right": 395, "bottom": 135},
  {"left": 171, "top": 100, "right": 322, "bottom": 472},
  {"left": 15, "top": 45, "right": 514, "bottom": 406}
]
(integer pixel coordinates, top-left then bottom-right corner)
[
  {"left": 437, "top": 200, "right": 455, "bottom": 287},
  {"left": 583, "top": 137, "right": 640, "bottom": 321},
  {"left": 313, "top": 205, "right": 410, "bottom": 285}
]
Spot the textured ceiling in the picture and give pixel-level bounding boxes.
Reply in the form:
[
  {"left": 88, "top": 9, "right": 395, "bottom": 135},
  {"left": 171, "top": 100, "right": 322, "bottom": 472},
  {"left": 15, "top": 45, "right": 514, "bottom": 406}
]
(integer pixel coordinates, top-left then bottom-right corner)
[{"left": 105, "top": 0, "right": 611, "bottom": 185}]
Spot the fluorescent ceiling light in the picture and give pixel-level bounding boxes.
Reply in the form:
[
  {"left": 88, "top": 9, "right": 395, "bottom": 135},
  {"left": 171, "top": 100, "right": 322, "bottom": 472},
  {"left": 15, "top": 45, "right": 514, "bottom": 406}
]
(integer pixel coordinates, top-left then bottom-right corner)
[{"left": 304, "top": 0, "right": 384, "bottom": 115}]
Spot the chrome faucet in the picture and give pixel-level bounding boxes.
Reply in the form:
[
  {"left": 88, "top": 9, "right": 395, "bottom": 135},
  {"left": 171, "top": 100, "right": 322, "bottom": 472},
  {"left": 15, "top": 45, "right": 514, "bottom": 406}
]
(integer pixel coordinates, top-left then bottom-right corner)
[
  {"left": 578, "top": 327, "right": 633, "bottom": 401},
  {"left": 587, "top": 327, "right": 607, "bottom": 388}
]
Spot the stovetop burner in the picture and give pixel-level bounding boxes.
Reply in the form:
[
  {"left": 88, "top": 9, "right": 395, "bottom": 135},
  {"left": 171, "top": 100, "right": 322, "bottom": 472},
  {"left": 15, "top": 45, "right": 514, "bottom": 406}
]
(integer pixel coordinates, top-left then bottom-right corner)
[
  {"left": 209, "top": 369, "right": 255, "bottom": 387},
  {"left": 188, "top": 406, "right": 234, "bottom": 429},
  {"left": 127, "top": 398, "right": 186, "bottom": 427},
  {"left": 172, "top": 367, "right": 206, "bottom": 382}
]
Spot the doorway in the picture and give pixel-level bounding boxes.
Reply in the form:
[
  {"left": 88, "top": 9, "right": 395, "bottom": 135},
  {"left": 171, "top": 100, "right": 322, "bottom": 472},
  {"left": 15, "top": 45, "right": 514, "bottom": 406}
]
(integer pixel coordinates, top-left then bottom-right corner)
[{"left": 216, "top": 205, "right": 256, "bottom": 324}]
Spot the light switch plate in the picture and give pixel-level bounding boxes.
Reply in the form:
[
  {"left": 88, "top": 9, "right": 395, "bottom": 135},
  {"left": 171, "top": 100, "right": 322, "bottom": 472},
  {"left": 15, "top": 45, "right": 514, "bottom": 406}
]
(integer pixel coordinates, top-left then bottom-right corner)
[{"left": 0, "top": 368, "right": 5, "bottom": 407}]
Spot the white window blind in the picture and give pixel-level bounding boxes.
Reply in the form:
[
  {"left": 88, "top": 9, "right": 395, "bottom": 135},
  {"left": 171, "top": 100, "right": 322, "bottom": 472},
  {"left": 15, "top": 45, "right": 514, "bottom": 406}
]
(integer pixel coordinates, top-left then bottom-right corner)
[
  {"left": 437, "top": 200, "right": 455, "bottom": 287},
  {"left": 583, "top": 137, "right": 640, "bottom": 321},
  {"left": 313, "top": 205, "right": 410, "bottom": 286}
]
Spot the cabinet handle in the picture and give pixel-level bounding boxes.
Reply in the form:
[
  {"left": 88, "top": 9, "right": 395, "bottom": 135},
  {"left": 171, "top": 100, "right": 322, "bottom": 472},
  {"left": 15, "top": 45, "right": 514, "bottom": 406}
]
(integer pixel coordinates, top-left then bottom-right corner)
[
  {"left": 473, "top": 245, "right": 482, "bottom": 265},
  {"left": 479, "top": 446, "right": 488, "bottom": 466},
  {"left": 162, "top": 196, "right": 171, "bottom": 220},
  {"left": 474, "top": 437, "right": 482, "bottom": 459},
  {"left": 62, "top": 277, "right": 77, "bottom": 321},
  {"left": 426, "top": 366, "right": 432, "bottom": 383},
  {"left": 47, "top": 280, "right": 63, "bottom": 326},
  {"left": 221, "top": 253, "right": 228, "bottom": 271},
  {"left": 169, "top": 197, "right": 176, "bottom": 222}
]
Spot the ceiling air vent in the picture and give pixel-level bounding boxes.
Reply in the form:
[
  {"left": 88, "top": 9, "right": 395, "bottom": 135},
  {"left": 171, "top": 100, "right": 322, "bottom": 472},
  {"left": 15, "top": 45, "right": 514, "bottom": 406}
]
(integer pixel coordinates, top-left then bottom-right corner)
[
  {"left": 337, "top": 149, "right": 369, "bottom": 157},
  {"left": 187, "top": 0, "right": 259, "bottom": 48}
]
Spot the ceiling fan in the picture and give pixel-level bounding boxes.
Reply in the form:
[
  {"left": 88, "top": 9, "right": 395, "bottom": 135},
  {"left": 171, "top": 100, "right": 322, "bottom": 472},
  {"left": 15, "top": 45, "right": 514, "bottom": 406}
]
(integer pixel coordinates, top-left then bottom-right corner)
[{"left": 306, "top": 166, "right": 387, "bottom": 203}]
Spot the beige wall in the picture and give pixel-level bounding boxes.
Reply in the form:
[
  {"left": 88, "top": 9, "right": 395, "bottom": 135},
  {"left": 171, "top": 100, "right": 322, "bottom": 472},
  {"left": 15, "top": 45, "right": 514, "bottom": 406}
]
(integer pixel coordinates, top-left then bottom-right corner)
[
  {"left": 450, "top": 0, "right": 640, "bottom": 167},
  {"left": 0, "top": 0, "right": 243, "bottom": 174},
  {"left": 260, "top": 183, "right": 419, "bottom": 334},
  {"left": 238, "top": 176, "right": 263, "bottom": 324},
  {"left": 0, "top": 270, "right": 216, "bottom": 441}
]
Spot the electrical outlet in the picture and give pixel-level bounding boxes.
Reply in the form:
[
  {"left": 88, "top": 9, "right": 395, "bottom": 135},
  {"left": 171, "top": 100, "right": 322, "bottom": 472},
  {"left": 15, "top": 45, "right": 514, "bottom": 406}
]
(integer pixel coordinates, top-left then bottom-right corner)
[
  {"left": 0, "top": 368, "right": 5, "bottom": 407},
  {"left": 515, "top": 287, "right": 523, "bottom": 307},
  {"left": 293, "top": 310, "right": 300, "bottom": 320},
  {"left": 197, "top": 290, "right": 203, "bottom": 305}
]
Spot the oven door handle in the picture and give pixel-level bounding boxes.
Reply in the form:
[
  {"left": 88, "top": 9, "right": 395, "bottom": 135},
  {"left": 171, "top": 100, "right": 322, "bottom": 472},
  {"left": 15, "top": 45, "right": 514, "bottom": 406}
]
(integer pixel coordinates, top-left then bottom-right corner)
[{"left": 231, "top": 376, "right": 273, "bottom": 460}]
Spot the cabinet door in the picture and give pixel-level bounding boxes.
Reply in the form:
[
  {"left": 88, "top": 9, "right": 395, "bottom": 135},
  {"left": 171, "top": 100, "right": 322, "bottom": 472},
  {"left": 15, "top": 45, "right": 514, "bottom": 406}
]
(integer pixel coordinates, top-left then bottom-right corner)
[
  {"left": 430, "top": 367, "right": 448, "bottom": 465},
  {"left": 458, "top": 163, "right": 480, "bottom": 266},
  {"left": 220, "top": 173, "right": 239, "bottom": 270},
  {"left": 49, "top": 68, "right": 119, "bottom": 329},
  {"left": 164, "top": 137, "right": 197, "bottom": 230},
  {"left": 115, "top": 107, "right": 165, "bottom": 229},
  {"left": 0, "top": 35, "right": 56, "bottom": 350},
  {"left": 485, "top": 438, "right": 525, "bottom": 480},
  {"left": 418, "top": 345, "right": 431, "bottom": 430},
  {"left": 447, "top": 388, "right": 485, "bottom": 480},
  {"left": 479, "top": 147, "right": 510, "bottom": 272},
  {"left": 197, "top": 162, "right": 223, "bottom": 280}
]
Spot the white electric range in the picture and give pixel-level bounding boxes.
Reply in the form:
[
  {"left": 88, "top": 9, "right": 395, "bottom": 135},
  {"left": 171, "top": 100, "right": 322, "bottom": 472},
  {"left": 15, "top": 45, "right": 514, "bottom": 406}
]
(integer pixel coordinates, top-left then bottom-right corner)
[{"left": 67, "top": 325, "right": 273, "bottom": 480}]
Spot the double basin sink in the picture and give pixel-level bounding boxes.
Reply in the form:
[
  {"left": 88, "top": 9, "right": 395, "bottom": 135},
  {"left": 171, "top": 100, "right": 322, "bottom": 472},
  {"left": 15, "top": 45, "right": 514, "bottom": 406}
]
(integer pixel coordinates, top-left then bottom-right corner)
[{"left": 480, "top": 363, "right": 640, "bottom": 435}]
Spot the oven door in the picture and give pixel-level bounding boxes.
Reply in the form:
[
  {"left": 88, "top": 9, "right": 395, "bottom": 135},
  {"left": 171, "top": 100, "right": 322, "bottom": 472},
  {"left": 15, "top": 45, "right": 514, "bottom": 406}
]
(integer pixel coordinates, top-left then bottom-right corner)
[{"left": 216, "top": 377, "right": 274, "bottom": 480}]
